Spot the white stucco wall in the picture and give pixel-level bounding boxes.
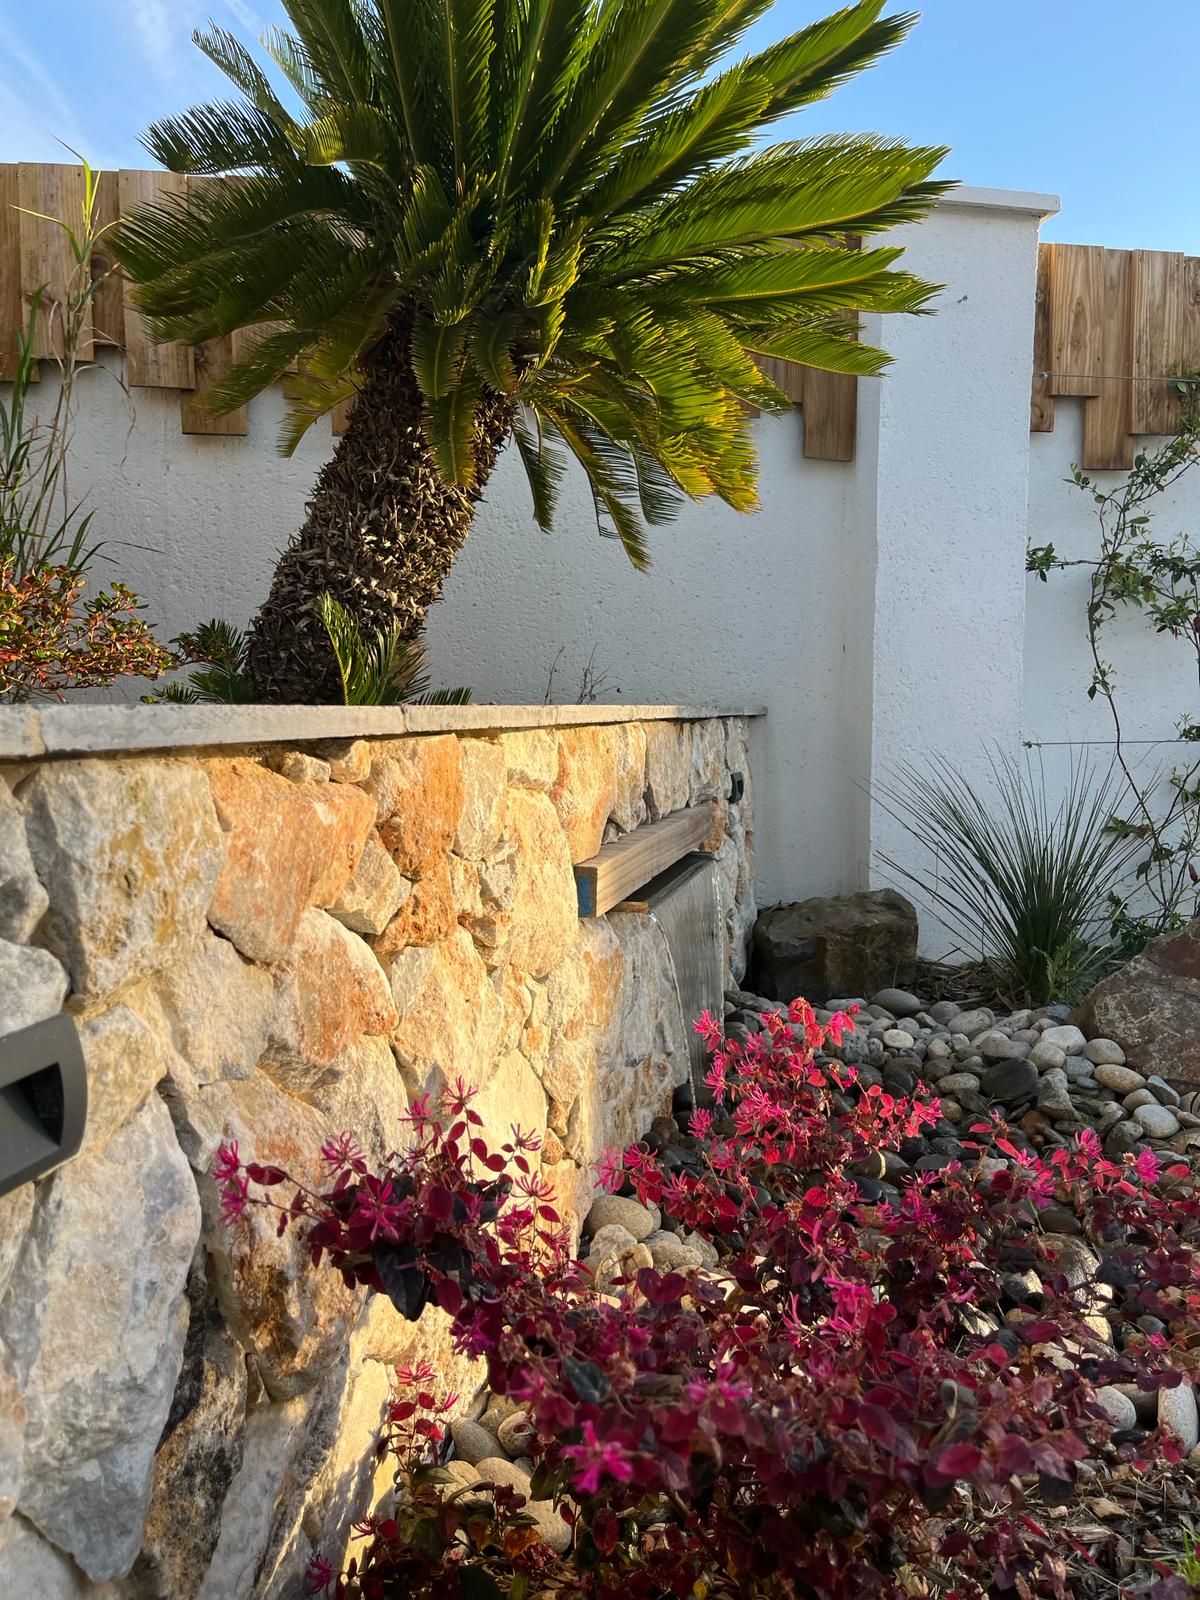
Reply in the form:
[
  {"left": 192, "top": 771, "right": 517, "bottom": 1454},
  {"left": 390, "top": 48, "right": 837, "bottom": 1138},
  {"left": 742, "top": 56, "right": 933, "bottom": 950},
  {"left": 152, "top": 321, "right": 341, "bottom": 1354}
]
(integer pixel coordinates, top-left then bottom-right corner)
[{"left": 16, "top": 186, "right": 1197, "bottom": 933}]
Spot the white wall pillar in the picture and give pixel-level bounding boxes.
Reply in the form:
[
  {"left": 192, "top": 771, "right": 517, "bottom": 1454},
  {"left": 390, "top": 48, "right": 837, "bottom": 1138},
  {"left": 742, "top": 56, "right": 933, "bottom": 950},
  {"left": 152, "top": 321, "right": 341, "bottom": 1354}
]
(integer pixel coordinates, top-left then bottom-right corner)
[{"left": 857, "top": 188, "right": 1058, "bottom": 950}]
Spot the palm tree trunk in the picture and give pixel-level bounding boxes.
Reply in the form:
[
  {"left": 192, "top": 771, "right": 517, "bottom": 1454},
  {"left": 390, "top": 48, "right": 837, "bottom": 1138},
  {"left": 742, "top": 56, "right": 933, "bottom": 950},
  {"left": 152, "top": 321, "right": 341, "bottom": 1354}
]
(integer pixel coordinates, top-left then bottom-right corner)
[{"left": 247, "top": 332, "right": 513, "bottom": 704}]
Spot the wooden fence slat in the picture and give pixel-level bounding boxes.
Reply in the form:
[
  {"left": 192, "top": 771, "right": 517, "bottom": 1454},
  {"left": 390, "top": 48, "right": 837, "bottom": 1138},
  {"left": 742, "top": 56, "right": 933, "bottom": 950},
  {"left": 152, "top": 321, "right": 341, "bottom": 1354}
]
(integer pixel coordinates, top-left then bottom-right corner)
[
  {"left": 181, "top": 335, "right": 249, "bottom": 435},
  {"left": 754, "top": 354, "right": 806, "bottom": 403},
  {"left": 1030, "top": 243, "right": 1056, "bottom": 431},
  {"left": 90, "top": 169, "right": 124, "bottom": 350},
  {"left": 801, "top": 365, "right": 857, "bottom": 461},
  {"left": 331, "top": 393, "right": 355, "bottom": 436},
  {"left": 1182, "top": 258, "right": 1200, "bottom": 384},
  {"left": 1048, "top": 243, "right": 1106, "bottom": 398},
  {"left": 0, "top": 165, "right": 25, "bottom": 381},
  {"left": 118, "top": 169, "right": 193, "bottom": 389},
  {"left": 18, "top": 162, "right": 89, "bottom": 361},
  {"left": 1081, "top": 249, "right": 1135, "bottom": 471}
]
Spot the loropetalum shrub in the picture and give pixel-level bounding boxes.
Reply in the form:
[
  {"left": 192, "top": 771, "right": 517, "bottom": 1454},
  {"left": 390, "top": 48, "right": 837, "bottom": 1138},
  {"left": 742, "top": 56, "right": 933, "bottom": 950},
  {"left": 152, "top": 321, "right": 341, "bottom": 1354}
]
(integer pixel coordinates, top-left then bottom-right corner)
[
  {"left": 217, "top": 1004, "right": 1200, "bottom": 1600},
  {"left": 0, "top": 559, "right": 173, "bottom": 701}
]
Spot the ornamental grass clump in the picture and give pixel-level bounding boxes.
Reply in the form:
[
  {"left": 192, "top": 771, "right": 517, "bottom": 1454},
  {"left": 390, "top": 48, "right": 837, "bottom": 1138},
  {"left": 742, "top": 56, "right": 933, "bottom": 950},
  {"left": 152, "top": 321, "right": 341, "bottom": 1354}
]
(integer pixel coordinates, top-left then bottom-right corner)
[{"left": 219, "top": 1005, "right": 1200, "bottom": 1600}]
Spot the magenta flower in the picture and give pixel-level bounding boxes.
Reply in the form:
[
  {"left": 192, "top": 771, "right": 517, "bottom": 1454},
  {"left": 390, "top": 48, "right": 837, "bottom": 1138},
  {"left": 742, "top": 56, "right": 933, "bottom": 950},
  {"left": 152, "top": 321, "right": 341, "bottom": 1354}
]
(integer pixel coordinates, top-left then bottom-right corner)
[{"left": 563, "top": 1420, "right": 635, "bottom": 1493}]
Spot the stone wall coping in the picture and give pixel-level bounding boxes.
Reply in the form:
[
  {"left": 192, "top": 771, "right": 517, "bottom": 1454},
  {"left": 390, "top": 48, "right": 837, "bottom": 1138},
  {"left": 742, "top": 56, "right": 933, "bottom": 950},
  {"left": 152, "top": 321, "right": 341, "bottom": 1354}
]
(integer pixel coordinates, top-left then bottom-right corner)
[{"left": 0, "top": 701, "right": 766, "bottom": 761}]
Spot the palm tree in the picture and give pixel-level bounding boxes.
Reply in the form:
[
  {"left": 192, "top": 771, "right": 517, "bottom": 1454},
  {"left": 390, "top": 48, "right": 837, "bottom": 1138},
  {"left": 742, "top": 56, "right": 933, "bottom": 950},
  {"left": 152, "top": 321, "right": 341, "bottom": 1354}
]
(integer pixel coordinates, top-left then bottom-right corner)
[{"left": 113, "top": 0, "right": 947, "bottom": 703}]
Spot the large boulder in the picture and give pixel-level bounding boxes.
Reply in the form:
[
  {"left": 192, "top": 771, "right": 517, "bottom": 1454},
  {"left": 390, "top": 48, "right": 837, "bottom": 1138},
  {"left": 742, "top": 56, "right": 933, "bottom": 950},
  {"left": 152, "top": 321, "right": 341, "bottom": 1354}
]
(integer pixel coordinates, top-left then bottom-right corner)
[
  {"left": 751, "top": 889, "right": 918, "bottom": 1005},
  {"left": 1080, "top": 921, "right": 1200, "bottom": 1089}
]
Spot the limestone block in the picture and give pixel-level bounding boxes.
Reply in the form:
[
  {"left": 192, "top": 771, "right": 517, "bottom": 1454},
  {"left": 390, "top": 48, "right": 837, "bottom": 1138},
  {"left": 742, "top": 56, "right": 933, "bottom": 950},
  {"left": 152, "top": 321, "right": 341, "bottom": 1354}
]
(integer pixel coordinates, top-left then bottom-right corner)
[
  {"left": 0, "top": 1514, "right": 124, "bottom": 1597},
  {"left": 198, "top": 1075, "right": 358, "bottom": 1400},
  {"left": 0, "top": 1349, "right": 25, "bottom": 1525},
  {"left": 328, "top": 831, "right": 408, "bottom": 937},
  {"left": 77, "top": 1001, "right": 168, "bottom": 1152},
  {"left": 505, "top": 791, "right": 578, "bottom": 980},
  {"left": 267, "top": 910, "right": 397, "bottom": 1086},
  {"left": 0, "top": 777, "right": 47, "bottom": 942},
  {"left": 0, "top": 1188, "right": 33, "bottom": 1305},
  {"left": 390, "top": 929, "right": 503, "bottom": 1095},
  {"left": 573, "top": 913, "right": 684, "bottom": 1163},
  {"left": 365, "top": 736, "right": 462, "bottom": 877},
  {"left": 454, "top": 738, "right": 508, "bottom": 859},
  {"left": 303, "top": 1035, "right": 412, "bottom": 1171},
  {"left": 0, "top": 938, "right": 68, "bottom": 1030},
  {"left": 472, "top": 1051, "right": 548, "bottom": 1163},
  {"left": 191, "top": 1391, "right": 313, "bottom": 1600},
  {"left": 321, "top": 740, "right": 371, "bottom": 784},
  {"left": 499, "top": 729, "right": 558, "bottom": 791},
  {"left": 148, "top": 932, "right": 275, "bottom": 1089},
  {"left": 608, "top": 722, "right": 647, "bottom": 833},
  {"left": 23, "top": 758, "right": 223, "bottom": 1003},
  {"left": 642, "top": 721, "right": 690, "bottom": 819},
  {"left": 550, "top": 727, "right": 619, "bottom": 862},
  {"left": 207, "top": 760, "right": 375, "bottom": 964},
  {"left": 130, "top": 1268, "right": 248, "bottom": 1600},
  {"left": 0, "top": 1095, "right": 200, "bottom": 1581}
]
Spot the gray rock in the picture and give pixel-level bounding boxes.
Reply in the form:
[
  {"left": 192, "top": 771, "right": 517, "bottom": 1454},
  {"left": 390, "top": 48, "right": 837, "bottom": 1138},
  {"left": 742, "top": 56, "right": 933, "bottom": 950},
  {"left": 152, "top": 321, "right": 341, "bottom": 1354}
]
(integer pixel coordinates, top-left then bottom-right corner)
[
  {"left": 0, "top": 939, "right": 68, "bottom": 1032},
  {"left": 451, "top": 1419, "right": 501, "bottom": 1465},
  {"left": 588, "top": 1223, "right": 639, "bottom": 1259},
  {"left": 1095, "top": 1386, "right": 1137, "bottom": 1430},
  {"left": 751, "top": 890, "right": 917, "bottom": 1006},
  {"left": 925, "top": 1037, "right": 953, "bottom": 1060},
  {"left": 882, "top": 1028, "right": 915, "bottom": 1051},
  {"left": 584, "top": 1196, "right": 656, "bottom": 1242},
  {"left": 1132, "top": 1103, "right": 1180, "bottom": 1139},
  {"left": 950, "top": 1009, "right": 995, "bottom": 1040},
  {"left": 1040, "top": 1024, "right": 1088, "bottom": 1055},
  {"left": 929, "top": 1001, "right": 961, "bottom": 1025},
  {"left": 1147, "top": 1075, "right": 1181, "bottom": 1108},
  {"left": 977, "top": 1032, "right": 1031, "bottom": 1062},
  {"left": 871, "top": 988, "right": 922, "bottom": 1018},
  {"left": 0, "top": 779, "right": 48, "bottom": 943},
  {"left": 935, "top": 1072, "right": 983, "bottom": 1097},
  {"left": 1083, "top": 1038, "right": 1126, "bottom": 1066},
  {"left": 1123, "top": 1088, "right": 1157, "bottom": 1112},
  {"left": 980, "top": 1059, "right": 1040, "bottom": 1102},
  {"left": 645, "top": 1231, "right": 703, "bottom": 1271},
  {"left": 0, "top": 1095, "right": 200, "bottom": 1580},
  {"left": 1105, "top": 1119, "right": 1145, "bottom": 1159},
  {"left": 1037, "top": 1069, "right": 1076, "bottom": 1117},
  {"left": 497, "top": 1411, "right": 536, "bottom": 1456},
  {"left": 1159, "top": 1385, "right": 1200, "bottom": 1453},
  {"left": 474, "top": 1458, "right": 572, "bottom": 1553},
  {"left": 1094, "top": 1063, "right": 1146, "bottom": 1095},
  {"left": 1030, "top": 1040, "right": 1067, "bottom": 1072}
]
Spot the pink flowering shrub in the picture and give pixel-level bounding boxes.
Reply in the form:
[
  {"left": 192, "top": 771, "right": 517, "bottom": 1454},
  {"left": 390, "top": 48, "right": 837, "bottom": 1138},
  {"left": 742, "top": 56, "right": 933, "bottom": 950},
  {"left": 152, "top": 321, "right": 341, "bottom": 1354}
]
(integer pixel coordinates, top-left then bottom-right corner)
[{"left": 217, "top": 1002, "right": 1200, "bottom": 1600}]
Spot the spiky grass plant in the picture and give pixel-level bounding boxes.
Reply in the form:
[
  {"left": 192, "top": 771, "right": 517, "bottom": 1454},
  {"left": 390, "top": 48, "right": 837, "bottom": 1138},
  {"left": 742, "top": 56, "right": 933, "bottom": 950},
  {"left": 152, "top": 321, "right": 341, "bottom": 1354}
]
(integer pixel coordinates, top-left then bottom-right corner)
[
  {"left": 876, "top": 756, "right": 1142, "bottom": 1006},
  {"left": 112, "top": 0, "right": 950, "bottom": 703}
]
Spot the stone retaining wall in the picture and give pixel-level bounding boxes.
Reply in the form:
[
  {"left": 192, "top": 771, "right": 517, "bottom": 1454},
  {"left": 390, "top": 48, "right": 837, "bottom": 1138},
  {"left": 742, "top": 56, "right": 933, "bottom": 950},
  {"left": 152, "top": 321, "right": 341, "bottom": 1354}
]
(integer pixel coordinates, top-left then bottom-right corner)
[{"left": 0, "top": 709, "right": 755, "bottom": 1596}]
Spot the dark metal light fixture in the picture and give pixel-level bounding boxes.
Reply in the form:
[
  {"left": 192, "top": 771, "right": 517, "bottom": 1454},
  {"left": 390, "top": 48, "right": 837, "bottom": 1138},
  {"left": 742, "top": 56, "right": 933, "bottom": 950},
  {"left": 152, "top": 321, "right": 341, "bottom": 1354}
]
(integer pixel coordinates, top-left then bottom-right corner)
[{"left": 0, "top": 1014, "right": 87, "bottom": 1197}]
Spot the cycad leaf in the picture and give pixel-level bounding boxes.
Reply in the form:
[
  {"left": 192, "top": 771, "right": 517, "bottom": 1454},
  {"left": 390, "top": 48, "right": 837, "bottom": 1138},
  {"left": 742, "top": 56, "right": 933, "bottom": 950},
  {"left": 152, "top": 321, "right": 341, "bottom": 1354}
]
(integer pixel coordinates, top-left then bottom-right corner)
[
  {"left": 411, "top": 312, "right": 470, "bottom": 400},
  {"left": 471, "top": 313, "right": 522, "bottom": 392},
  {"left": 513, "top": 407, "right": 566, "bottom": 529},
  {"left": 425, "top": 376, "right": 481, "bottom": 484},
  {"left": 278, "top": 0, "right": 374, "bottom": 102}
]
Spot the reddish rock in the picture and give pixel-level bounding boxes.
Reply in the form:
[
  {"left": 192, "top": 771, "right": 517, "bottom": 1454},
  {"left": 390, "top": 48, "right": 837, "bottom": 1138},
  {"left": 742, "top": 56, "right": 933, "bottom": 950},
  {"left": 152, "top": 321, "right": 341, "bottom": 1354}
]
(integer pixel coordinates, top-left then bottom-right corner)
[
  {"left": 1081, "top": 922, "right": 1200, "bottom": 1088},
  {"left": 268, "top": 910, "right": 398, "bottom": 1082},
  {"left": 751, "top": 889, "right": 918, "bottom": 1005},
  {"left": 505, "top": 792, "right": 578, "bottom": 979},
  {"left": 365, "top": 736, "right": 463, "bottom": 877},
  {"left": 373, "top": 858, "right": 455, "bottom": 953},
  {"left": 207, "top": 760, "right": 375, "bottom": 963}
]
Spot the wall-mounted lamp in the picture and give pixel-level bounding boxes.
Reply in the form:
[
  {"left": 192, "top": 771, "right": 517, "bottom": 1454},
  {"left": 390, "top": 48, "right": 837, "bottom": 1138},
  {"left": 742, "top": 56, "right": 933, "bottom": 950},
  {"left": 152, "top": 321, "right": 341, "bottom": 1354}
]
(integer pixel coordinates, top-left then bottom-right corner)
[{"left": 0, "top": 1014, "right": 87, "bottom": 1197}]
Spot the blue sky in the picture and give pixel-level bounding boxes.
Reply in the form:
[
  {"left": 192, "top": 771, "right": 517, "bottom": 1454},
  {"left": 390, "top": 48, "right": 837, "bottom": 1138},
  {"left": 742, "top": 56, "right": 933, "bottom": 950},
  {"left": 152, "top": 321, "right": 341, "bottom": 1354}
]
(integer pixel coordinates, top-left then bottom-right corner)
[{"left": 1, "top": 0, "right": 1196, "bottom": 252}]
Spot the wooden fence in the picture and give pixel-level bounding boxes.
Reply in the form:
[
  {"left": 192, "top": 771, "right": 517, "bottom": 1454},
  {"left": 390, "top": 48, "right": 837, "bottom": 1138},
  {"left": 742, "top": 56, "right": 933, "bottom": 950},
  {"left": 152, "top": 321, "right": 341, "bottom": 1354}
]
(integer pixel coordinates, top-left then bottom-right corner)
[
  {"left": 1032, "top": 243, "right": 1200, "bottom": 469},
  {"left": 0, "top": 162, "right": 856, "bottom": 458},
  {"left": 5, "top": 162, "right": 1200, "bottom": 470}
]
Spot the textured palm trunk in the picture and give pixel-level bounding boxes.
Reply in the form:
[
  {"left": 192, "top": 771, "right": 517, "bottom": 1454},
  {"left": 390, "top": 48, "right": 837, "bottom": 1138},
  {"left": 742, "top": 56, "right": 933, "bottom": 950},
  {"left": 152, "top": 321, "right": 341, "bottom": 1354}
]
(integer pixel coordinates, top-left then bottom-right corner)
[{"left": 247, "top": 333, "right": 513, "bottom": 704}]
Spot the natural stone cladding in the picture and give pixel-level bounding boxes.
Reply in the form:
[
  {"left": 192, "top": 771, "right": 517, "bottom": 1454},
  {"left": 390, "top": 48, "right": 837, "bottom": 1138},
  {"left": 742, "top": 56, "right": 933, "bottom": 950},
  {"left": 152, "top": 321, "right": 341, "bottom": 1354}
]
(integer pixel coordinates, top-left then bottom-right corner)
[{"left": 0, "top": 711, "right": 755, "bottom": 1596}]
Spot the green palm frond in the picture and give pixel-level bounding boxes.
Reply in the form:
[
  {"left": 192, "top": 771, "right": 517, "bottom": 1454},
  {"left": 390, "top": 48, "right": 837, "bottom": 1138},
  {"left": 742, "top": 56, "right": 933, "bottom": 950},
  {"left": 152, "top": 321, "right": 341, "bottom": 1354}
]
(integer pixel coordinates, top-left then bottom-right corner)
[{"left": 114, "top": 0, "right": 953, "bottom": 565}]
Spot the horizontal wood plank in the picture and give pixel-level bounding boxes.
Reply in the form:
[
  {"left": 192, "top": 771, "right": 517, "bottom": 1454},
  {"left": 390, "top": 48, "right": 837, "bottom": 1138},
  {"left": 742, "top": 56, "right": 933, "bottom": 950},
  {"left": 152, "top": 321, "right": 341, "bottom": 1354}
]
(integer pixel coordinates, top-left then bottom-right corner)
[{"left": 575, "top": 802, "right": 716, "bottom": 918}]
